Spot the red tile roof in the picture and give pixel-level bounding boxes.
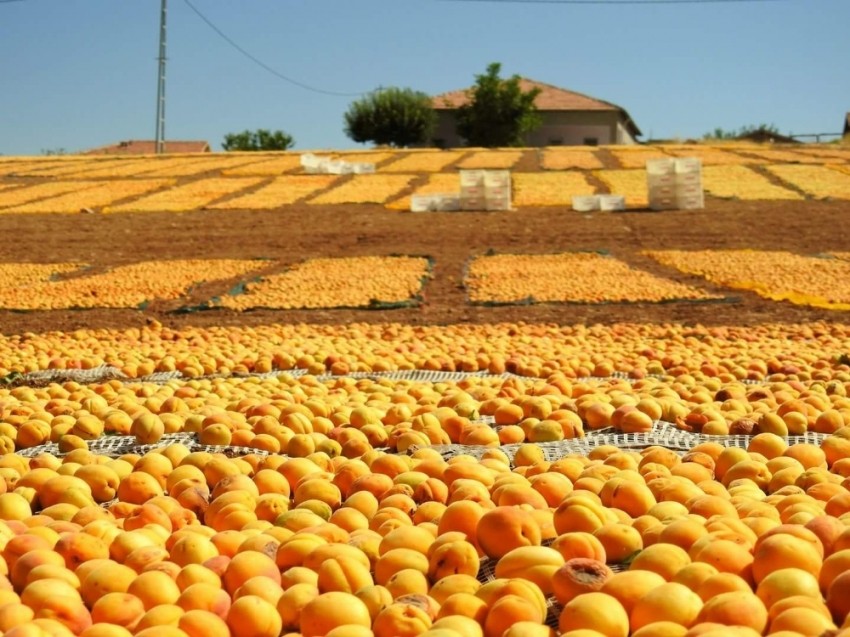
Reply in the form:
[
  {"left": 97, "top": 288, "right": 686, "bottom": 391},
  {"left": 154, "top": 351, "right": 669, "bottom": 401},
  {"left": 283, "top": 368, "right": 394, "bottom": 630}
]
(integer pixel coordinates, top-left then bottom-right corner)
[
  {"left": 81, "top": 140, "right": 211, "bottom": 155},
  {"left": 433, "top": 77, "right": 641, "bottom": 136}
]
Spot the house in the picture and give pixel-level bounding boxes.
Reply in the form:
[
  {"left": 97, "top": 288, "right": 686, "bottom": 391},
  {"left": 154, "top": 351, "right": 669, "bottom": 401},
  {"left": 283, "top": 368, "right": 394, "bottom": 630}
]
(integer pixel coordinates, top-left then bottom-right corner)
[
  {"left": 430, "top": 78, "right": 641, "bottom": 147},
  {"left": 81, "top": 140, "right": 211, "bottom": 155}
]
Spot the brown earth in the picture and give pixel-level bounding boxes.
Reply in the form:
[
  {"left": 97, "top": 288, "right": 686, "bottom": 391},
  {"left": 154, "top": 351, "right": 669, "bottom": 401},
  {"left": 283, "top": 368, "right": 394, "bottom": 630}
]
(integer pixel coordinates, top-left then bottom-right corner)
[{"left": 0, "top": 197, "right": 848, "bottom": 335}]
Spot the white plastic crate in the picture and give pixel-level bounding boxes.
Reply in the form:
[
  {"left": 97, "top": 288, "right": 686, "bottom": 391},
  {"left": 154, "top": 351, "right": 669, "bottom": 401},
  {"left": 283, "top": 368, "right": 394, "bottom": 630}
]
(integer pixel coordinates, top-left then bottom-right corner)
[
  {"left": 484, "top": 170, "right": 511, "bottom": 188},
  {"left": 676, "top": 183, "right": 703, "bottom": 198},
  {"left": 677, "top": 193, "right": 705, "bottom": 210},
  {"left": 647, "top": 173, "right": 676, "bottom": 188},
  {"left": 461, "top": 196, "right": 485, "bottom": 211},
  {"left": 460, "top": 169, "right": 486, "bottom": 187},
  {"left": 485, "top": 186, "right": 510, "bottom": 199},
  {"left": 599, "top": 194, "right": 626, "bottom": 211},
  {"left": 649, "top": 185, "right": 676, "bottom": 199},
  {"left": 676, "top": 172, "right": 702, "bottom": 187},
  {"left": 650, "top": 196, "right": 677, "bottom": 211},
  {"left": 411, "top": 193, "right": 461, "bottom": 212},
  {"left": 675, "top": 157, "right": 702, "bottom": 174},
  {"left": 352, "top": 162, "right": 376, "bottom": 174},
  {"left": 485, "top": 196, "right": 511, "bottom": 211},
  {"left": 300, "top": 153, "right": 319, "bottom": 168},
  {"left": 572, "top": 195, "right": 600, "bottom": 212},
  {"left": 646, "top": 158, "right": 676, "bottom": 175}
]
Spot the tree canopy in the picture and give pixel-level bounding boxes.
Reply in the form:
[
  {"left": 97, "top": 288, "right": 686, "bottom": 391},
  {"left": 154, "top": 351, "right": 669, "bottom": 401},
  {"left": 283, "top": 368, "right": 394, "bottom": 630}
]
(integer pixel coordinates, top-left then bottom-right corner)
[
  {"left": 703, "top": 123, "right": 779, "bottom": 140},
  {"left": 344, "top": 88, "right": 437, "bottom": 148},
  {"left": 454, "top": 63, "right": 542, "bottom": 148},
  {"left": 222, "top": 129, "right": 295, "bottom": 151}
]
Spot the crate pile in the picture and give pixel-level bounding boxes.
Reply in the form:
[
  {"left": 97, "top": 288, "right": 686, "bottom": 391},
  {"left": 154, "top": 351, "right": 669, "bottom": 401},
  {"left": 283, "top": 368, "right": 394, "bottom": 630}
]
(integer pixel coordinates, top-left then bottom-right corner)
[
  {"left": 300, "top": 153, "right": 376, "bottom": 175},
  {"left": 460, "top": 169, "right": 512, "bottom": 211},
  {"left": 648, "top": 158, "right": 704, "bottom": 211},
  {"left": 409, "top": 169, "right": 513, "bottom": 212}
]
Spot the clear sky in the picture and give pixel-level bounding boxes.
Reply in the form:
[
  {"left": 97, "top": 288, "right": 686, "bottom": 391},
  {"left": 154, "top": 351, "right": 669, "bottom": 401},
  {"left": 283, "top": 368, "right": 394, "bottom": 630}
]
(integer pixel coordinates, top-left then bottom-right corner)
[{"left": 2, "top": 0, "right": 848, "bottom": 155}]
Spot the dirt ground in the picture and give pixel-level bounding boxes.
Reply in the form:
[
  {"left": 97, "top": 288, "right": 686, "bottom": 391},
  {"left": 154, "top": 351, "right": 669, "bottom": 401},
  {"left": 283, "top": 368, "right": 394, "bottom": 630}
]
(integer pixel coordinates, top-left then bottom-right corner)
[{"left": 1, "top": 197, "right": 849, "bottom": 335}]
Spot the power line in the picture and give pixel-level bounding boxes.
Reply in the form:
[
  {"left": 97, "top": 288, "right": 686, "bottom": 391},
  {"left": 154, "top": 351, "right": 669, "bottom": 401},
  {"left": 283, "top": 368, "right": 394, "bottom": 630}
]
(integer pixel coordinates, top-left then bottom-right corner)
[
  {"left": 182, "top": 0, "right": 365, "bottom": 97},
  {"left": 436, "top": 0, "right": 792, "bottom": 4}
]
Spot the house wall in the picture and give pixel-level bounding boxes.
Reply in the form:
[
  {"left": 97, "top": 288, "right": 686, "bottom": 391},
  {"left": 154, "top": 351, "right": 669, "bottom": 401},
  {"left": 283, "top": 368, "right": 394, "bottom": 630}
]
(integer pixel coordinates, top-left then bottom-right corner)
[{"left": 431, "top": 110, "right": 636, "bottom": 147}]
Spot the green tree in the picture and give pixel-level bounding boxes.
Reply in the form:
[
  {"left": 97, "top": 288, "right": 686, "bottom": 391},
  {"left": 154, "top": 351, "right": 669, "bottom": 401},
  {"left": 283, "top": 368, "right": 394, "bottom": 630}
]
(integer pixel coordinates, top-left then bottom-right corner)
[
  {"left": 222, "top": 129, "right": 294, "bottom": 151},
  {"left": 344, "top": 88, "right": 437, "bottom": 148},
  {"left": 703, "top": 123, "right": 779, "bottom": 140},
  {"left": 454, "top": 63, "right": 542, "bottom": 147}
]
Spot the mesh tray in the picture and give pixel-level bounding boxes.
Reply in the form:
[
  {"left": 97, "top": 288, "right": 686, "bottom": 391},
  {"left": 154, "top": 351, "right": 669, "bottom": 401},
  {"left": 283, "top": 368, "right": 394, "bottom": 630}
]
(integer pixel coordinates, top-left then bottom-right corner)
[
  {"left": 14, "top": 433, "right": 268, "bottom": 459},
  {"left": 2, "top": 365, "right": 128, "bottom": 388},
  {"left": 420, "top": 420, "right": 829, "bottom": 465}
]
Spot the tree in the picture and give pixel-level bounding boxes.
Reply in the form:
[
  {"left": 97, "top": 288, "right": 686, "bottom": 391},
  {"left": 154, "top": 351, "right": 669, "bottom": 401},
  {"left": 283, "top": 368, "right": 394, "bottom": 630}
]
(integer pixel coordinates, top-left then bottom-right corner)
[
  {"left": 344, "top": 88, "right": 437, "bottom": 148},
  {"left": 703, "top": 123, "right": 779, "bottom": 140},
  {"left": 222, "top": 129, "right": 294, "bottom": 151},
  {"left": 454, "top": 63, "right": 542, "bottom": 148}
]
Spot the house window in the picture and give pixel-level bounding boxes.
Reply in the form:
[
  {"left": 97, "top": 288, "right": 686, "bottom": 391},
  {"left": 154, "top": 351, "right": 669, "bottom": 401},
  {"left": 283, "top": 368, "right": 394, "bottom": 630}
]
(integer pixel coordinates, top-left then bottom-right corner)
[
  {"left": 549, "top": 138, "right": 563, "bottom": 146},
  {"left": 583, "top": 137, "right": 599, "bottom": 146}
]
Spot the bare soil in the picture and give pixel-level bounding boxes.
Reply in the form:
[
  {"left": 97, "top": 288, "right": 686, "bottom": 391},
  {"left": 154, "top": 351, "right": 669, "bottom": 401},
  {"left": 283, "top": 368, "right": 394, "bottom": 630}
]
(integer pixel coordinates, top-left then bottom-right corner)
[{"left": 1, "top": 197, "right": 848, "bottom": 335}]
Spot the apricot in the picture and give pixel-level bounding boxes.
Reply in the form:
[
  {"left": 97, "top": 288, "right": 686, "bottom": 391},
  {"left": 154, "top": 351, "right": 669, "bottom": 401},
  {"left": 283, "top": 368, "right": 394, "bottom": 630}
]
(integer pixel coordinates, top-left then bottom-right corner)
[
  {"left": 672, "top": 562, "right": 719, "bottom": 592},
  {"left": 384, "top": 568, "right": 427, "bottom": 599},
  {"left": 222, "top": 550, "right": 281, "bottom": 594},
  {"left": 494, "top": 546, "right": 564, "bottom": 595},
  {"left": 827, "top": 570, "right": 850, "bottom": 623},
  {"left": 630, "top": 582, "right": 703, "bottom": 631},
  {"left": 601, "top": 570, "right": 667, "bottom": 616},
  {"left": 766, "top": 595, "right": 832, "bottom": 624},
  {"left": 696, "top": 573, "right": 752, "bottom": 601},
  {"left": 820, "top": 549, "right": 850, "bottom": 593},
  {"left": 483, "top": 594, "right": 542, "bottom": 637},
  {"left": 80, "top": 562, "right": 137, "bottom": 606},
  {"left": 629, "top": 543, "right": 691, "bottom": 580},
  {"left": 631, "top": 622, "right": 688, "bottom": 637},
  {"left": 769, "top": 607, "right": 836, "bottom": 635},
  {"left": 593, "top": 524, "right": 643, "bottom": 564},
  {"left": 89, "top": 593, "right": 145, "bottom": 631},
  {"left": 300, "top": 591, "right": 374, "bottom": 636},
  {"left": 430, "top": 615, "right": 484, "bottom": 637},
  {"left": 752, "top": 534, "right": 823, "bottom": 584},
  {"left": 127, "top": 570, "right": 181, "bottom": 609},
  {"left": 428, "top": 539, "right": 480, "bottom": 581},
  {"left": 558, "top": 592, "right": 629, "bottom": 637},
  {"left": 551, "top": 532, "right": 607, "bottom": 563},
  {"left": 318, "top": 555, "right": 374, "bottom": 594},
  {"left": 225, "top": 595, "right": 282, "bottom": 637},
  {"left": 477, "top": 506, "right": 541, "bottom": 559},
  {"left": 177, "top": 583, "right": 231, "bottom": 619},
  {"left": 690, "top": 539, "right": 754, "bottom": 584},
  {"left": 695, "top": 591, "right": 767, "bottom": 633},
  {"left": 553, "top": 558, "right": 613, "bottom": 605},
  {"left": 177, "top": 610, "right": 230, "bottom": 637},
  {"left": 756, "top": 567, "right": 821, "bottom": 608}
]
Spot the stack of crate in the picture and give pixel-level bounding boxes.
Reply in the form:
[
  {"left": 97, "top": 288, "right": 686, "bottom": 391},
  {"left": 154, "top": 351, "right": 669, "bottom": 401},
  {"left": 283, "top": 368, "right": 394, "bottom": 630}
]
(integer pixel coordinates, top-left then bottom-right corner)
[
  {"left": 484, "top": 170, "right": 512, "bottom": 211},
  {"left": 459, "top": 169, "right": 512, "bottom": 211},
  {"left": 674, "top": 158, "right": 704, "bottom": 209},
  {"left": 647, "top": 158, "right": 704, "bottom": 211},
  {"left": 647, "top": 158, "right": 678, "bottom": 211}
]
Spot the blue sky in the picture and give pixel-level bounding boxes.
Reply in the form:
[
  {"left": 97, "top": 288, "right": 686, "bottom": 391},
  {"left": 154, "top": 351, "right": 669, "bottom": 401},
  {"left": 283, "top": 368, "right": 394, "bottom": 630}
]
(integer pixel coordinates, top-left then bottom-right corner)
[{"left": 2, "top": 0, "right": 848, "bottom": 155}]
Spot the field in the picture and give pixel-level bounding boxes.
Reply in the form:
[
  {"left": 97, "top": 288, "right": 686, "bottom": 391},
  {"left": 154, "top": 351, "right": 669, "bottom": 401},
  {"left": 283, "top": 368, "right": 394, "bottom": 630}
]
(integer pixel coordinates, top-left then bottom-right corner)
[{"left": 2, "top": 145, "right": 850, "bottom": 637}]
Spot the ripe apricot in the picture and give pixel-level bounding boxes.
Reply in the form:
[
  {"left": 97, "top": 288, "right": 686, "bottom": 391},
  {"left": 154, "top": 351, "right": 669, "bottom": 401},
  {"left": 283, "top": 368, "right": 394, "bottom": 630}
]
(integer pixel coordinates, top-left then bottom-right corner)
[
  {"left": 477, "top": 506, "right": 541, "bottom": 559},
  {"left": 552, "top": 558, "right": 613, "bottom": 605},
  {"left": 630, "top": 582, "right": 703, "bottom": 631},
  {"left": 558, "top": 592, "right": 629, "bottom": 637}
]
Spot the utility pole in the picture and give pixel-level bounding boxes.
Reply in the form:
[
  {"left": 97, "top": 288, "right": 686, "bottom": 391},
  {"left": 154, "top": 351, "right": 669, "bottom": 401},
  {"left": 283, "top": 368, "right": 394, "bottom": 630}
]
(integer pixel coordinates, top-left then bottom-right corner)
[{"left": 154, "top": 0, "right": 167, "bottom": 154}]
